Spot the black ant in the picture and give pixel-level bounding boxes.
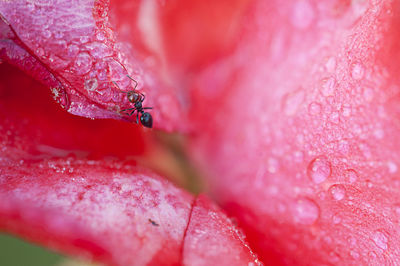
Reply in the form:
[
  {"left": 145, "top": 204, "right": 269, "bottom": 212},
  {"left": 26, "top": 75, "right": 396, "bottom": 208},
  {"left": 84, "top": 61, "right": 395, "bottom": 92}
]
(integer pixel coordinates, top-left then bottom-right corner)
[
  {"left": 148, "top": 218, "right": 159, "bottom": 226},
  {"left": 113, "top": 75, "right": 153, "bottom": 128}
]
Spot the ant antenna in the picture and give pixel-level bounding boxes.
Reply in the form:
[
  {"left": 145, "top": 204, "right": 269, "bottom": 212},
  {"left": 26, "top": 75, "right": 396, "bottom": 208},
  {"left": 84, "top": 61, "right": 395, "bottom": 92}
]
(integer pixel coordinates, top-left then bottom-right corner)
[
  {"left": 113, "top": 81, "right": 131, "bottom": 96},
  {"left": 126, "top": 75, "right": 138, "bottom": 90},
  {"left": 112, "top": 74, "right": 139, "bottom": 93}
]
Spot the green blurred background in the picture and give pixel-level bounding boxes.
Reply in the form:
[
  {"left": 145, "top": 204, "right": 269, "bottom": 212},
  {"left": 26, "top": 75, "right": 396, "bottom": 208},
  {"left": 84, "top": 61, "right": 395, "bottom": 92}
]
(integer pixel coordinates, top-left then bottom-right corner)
[{"left": 0, "top": 233, "right": 63, "bottom": 266}]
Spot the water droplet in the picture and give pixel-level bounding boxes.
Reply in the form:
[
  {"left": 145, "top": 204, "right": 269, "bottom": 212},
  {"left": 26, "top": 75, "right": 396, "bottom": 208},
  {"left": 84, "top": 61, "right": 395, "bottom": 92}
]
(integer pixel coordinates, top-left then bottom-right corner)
[
  {"left": 332, "top": 214, "right": 341, "bottom": 224},
  {"left": 43, "top": 29, "right": 52, "bottom": 39},
  {"left": 325, "top": 56, "right": 337, "bottom": 72},
  {"left": 321, "top": 77, "right": 336, "bottom": 96},
  {"left": 394, "top": 204, "right": 400, "bottom": 218},
  {"left": 55, "top": 40, "right": 67, "bottom": 49},
  {"left": 350, "top": 250, "right": 360, "bottom": 259},
  {"left": 96, "top": 31, "right": 106, "bottom": 41},
  {"left": 26, "top": 2, "right": 35, "bottom": 11},
  {"left": 34, "top": 0, "right": 52, "bottom": 7},
  {"left": 67, "top": 44, "right": 80, "bottom": 58},
  {"left": 293, "top": 151, "right": 304, "bottom": 162},
  {"left": 54, "top": 31, "right": 64, "bottom": 39},
  {"left": 373, "top": 128, "right": 384, "bottom": 139},
  {"left": 292, "top": 198, "right": 319, "bottom": 225},
  {"left": 330, "top": 111, "right": 339, "bottom": 123},
  {"left": 359, "top": 143, "right": 372, "bottom": 158},
  {"left": 308, "top": 102, "right": 321, "bottom": 115},
  {"left": 342, "top": 105, "right": 352, "bottom": 117},
  {"left": 36, "top": 47, "right": 44, "bottom": 57},
  {"left": 86, "top": 42, "right": 113, "bottom": 58},
  {"left": 73, "top": 52, "right": 93, "bottom": 75},
  {"left": 307, "top": 157, "right": 332, "bottom": 184},
  {"left": 338, "top": 140, "right": 350, "bottom": 155},
  {"left": 282, "top": 89, "right": 304, "bottom": 116},
  {"left": 387, "top": 161, "right": 398, "bottom": 173},
  {"left": 291, "top": 0, "right": 315, "bottom": 29},
  {"left": 329, "top": 184, "right": 346, "bottom": 200},
  {"left": 351, "top": 0, "right": 368, "bottom": 21},
  {"left": 84, "top": 78, "right": 98, "bottom": 91},
  {"left": 368, "top": 251, "right": 377, "bottom": 259},
  {"left": 324, "top": 236, "right": 332, "bottom": 244},
  {"left": 347, "top": 236, "right": 357, "bottom": 246},
  {"left": 80, "top": 35, "right": 90, "bottom": 43},
  {"left": 48, "top": 54, "right": 69, "bottom": 70},
  {"left": 363, "top": 87, "right": 374, "bottom": 102},
  {"left": 267, "top": 158, "right": 279, "bottom": 173},
  {"left": 345, "top": 169, "right": 358, "bottom": 183},
  {"left": 372, "top": 230, "right": 388, "bottom": 250},
  {"left": 351, "top": 62, "right": 365, "bottom": 80}
]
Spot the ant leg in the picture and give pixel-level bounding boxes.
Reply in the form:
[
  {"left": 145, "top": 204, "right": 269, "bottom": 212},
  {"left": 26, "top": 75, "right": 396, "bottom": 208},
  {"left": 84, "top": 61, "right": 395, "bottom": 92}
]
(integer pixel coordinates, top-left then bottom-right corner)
[
  {"left": 143, "top": 107, "right": 153, "bottom": 110},
  {"left": 127, "top": 75, "right": 138, "bottom": 90},
  {"left": 130, "top": 109, "right": 137, "bottom": 116},
  {"left": 136, "top": 112, "right": 139, "bottom": 124},
  {"left": 121, "top": 108, "right": 134, "bottom": 112},
  {"left": 121, "top": 108, "right": 135, "bottom": 116},
  {"left": 112, "top": 81, "right": 120, "bottom": 89}
]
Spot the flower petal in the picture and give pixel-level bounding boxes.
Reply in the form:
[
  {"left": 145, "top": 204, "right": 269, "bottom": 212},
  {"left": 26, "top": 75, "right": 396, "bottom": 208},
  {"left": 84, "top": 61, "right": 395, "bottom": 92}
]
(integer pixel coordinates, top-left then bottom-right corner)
[
  {"left": 187, "top": 0, "right": 400, "bottom": 264},
  {"left": 0, "top": 0, "right": 184, "bottom": 131},
  {"left": 0, "top": 64, "right": 261, "bottom": 265}
]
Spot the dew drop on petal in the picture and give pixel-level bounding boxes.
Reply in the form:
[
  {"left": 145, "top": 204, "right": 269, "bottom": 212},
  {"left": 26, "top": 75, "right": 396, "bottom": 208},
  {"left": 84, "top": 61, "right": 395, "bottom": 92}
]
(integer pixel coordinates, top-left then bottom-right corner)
[
  {"left": 351, "top": 62, "right": 365, "bottom": 80},
  {"left": 332, "top": 214, "right": 341, "bottom": 224},
  {"left": 43, "top": 29, "right": 52, "bottom": 39},
  {"left": 307, "top": 157, "right": 332, "bottom": 183},
  {"left": 267, "top": 157, "right": 279, "bottom": 173},
  {"left": 325, "top": 56, "right": 337, "bottom": 72},
  {"left": 342, "top": 105, "right": 352, "bottom": 117},
  {"left": 84, "top": 78, "right": 98, "bottom": 91},
  {"left": 394, "top": 204, "right": 400, "bottom": 217},
  {"left": 372, "top": 230, "right": 388, "bottom": 250},
  {"left": 350, "top": 250, "right": 360, "bottom": 259},
  {"left": 80, "top": 35, "right": 90, "bottom": 43},
  {"left": 330, "top": 111, "right": 339, "bottom": 123},
  {"left": 67, "top": 44, "right": 80, "bottom": 58},
  {"left": 387, "top": 161, "right": 398, "bottom": 173},
  {"left": 351, "top": 0, "right": 368, "bottom": 21},
  {"left": 338, "top": 140, "right": 350, "bottom": 155},
  {"left": 290, "top": 0, "right": 315, "bottom": 29},
  {"left": 96, "top": 31, "right": 106, "bottom": 41},
  {"left": 368, "top": 251, "right": 377, "bottom": 259},
  {"left": 36, "top": 47, "right": 44, "bottom": 57},
  {"left": 373, "top": 128, "right": 384, "bottom": 139},
  {"left": 363, "top": 87, "right": 374, "bottom": 102},
  {"left": 329, "top": 184, "right": 346, "bottom": 201},
  {"left": 86, "top": 42, "right": 113, "bottom": 58},
  {"left": 321, "top": 77, "right": 336, "bottom": 96},
  {"left": 282, "top": 90, "right": 304, "bottom": 116},
  {"left": 292, "top": 198, "right": 319, "bottom": 225},
  {"left": 345, "top": 169, "right": 358, "bottom": 183},
  {"left": 308, "top": 102, "right": 322, "bottom": 116},
  {"left": 73, "top": 52, "right": 93, "bottom": 75}
]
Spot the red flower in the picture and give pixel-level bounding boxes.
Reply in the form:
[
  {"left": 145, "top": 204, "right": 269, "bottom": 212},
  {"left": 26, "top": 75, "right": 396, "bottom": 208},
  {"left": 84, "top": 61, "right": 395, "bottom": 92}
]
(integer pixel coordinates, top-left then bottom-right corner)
[{"left": 1, "top": 0, "right": 400, "bottom": 265}]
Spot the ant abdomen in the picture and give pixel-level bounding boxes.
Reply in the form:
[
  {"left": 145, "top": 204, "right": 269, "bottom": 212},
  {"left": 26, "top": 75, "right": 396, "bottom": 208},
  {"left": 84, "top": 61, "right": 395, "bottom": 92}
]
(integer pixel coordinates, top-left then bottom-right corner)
[{"left": 140, "top": 112, "right": 153, "bottom": 128}]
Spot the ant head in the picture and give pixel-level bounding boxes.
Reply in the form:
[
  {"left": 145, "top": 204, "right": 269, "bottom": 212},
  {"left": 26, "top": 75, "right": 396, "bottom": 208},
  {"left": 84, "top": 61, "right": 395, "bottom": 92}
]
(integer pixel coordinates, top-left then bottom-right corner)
[
  {"left": 140, "top": 112, "right": 153, "bottom": 128},
  {"left": 126, "top": 91, "right": 139, "bottom": 103}
]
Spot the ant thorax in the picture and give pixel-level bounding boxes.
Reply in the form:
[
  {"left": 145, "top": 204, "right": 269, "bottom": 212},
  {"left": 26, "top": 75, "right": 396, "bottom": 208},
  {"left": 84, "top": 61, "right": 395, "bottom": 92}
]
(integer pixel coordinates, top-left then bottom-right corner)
[{"left": 134, "top": 101, "right": 142, "bottom": 109}]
